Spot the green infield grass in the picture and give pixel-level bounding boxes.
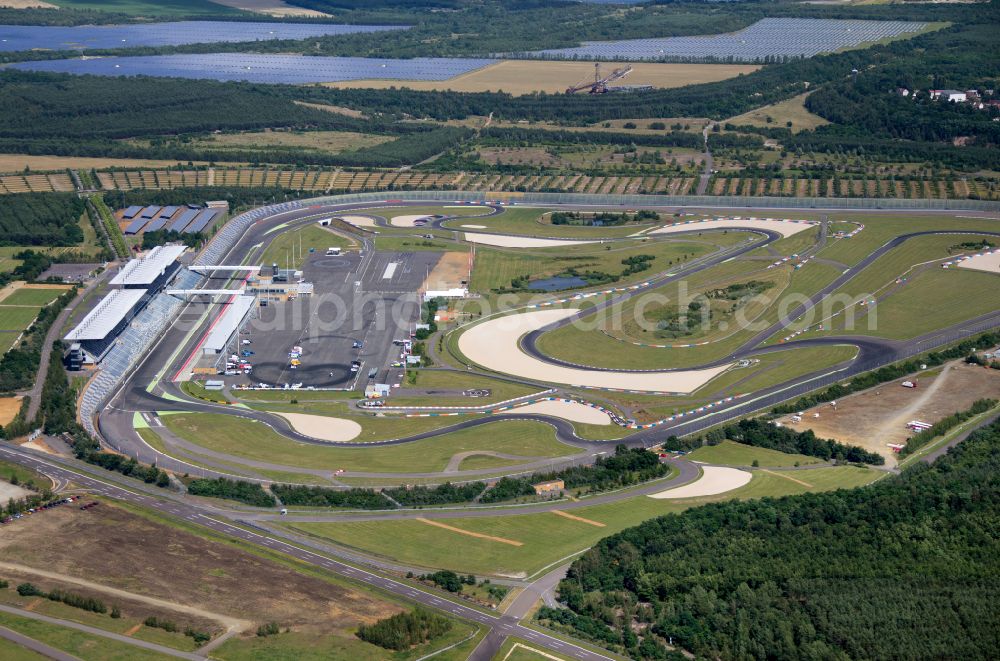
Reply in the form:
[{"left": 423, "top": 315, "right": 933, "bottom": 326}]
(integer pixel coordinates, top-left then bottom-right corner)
[
  {"left": 442, "top": 207, "right": 651, "bottom": 239},
  {"left": 470, "top": 238, "right": 712, "bottom": 293},
  {"left": 373, "top": 236, "right": 470, "bottom": 252},
  {"left": 392, "top": 369, "right": 542, "bottom": 406},
  {"left": 259, "top": 223, "right": 353, "bottom": 270},
  {"left": 0, "top": 288, "right": 64, "bottom": 307},
  {"left": 161, "top": 413, "right": 578, "bottom": 473},
  {"left": 286, "top": 465, "right": 881, "bottom": 577},
  {"left": 686, "top": 440, "right": 824, "bottom": 467},
  {"left": 0, "top": 611, "right": 174, "bottom": 661}
]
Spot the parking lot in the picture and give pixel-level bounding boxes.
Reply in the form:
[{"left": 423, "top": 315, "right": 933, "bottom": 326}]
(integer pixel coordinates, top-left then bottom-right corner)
[{"left": 237, "top": 246, "right": 440, "bottom": 389}]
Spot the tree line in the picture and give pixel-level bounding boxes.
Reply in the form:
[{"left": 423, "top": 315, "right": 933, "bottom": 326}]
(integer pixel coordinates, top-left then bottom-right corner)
[{"left": 545, "top": 417, "right": 1000, "bottom": 660}]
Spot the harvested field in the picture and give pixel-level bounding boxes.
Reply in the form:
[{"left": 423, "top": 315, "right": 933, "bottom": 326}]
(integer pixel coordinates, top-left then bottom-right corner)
[
  {"left": 0, "top": 154, "right": 212, "bottom": 174},
  {"left": 422, "top": 251, "right": 469, "bottom": 292},
  {"left": 649, "top": 466, "right": 752, "bottom": 499},
  {"left": 783, "top": 361, "right": 1000, "bottom": 465},
  {"left": 324, "top": 60, "right": 759, "bottom": 95},
  {"left": 208, "top": 0, "right": 329, "bottom": 16},
  {"left": 0, "top": 501, "right": 401, "bottom": 638},
  {"left": 0, "top": 0, "right": 56, "bottom": 7}
]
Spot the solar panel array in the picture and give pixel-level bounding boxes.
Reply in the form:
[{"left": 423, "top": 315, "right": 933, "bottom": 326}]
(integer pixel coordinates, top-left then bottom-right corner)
[
  {"left": 122, "top": 205, "right": 144, "bottom": 219},
  {"left": 124, "top": 217, "right": 149, "bottom": 235},
  {"left": 0, "top": 21, "right": 406, "bottom": 52},
  {"left": 168, "top": 208, "right": 200, "bottom": 232},
  {"left": 531, "top": 18, "right": 927, "bottom": 61},
  {"left": 184, "top": 208, "right": 220, "bottom": 234},
  {"left": 11, "top": 54, "right": 498, "bottom": 85},
  {"left": 139, "top": 205, "right": 161, "bottom": 218}
]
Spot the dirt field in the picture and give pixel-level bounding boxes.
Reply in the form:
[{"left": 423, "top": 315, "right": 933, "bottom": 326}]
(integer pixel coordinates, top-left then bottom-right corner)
[
  {"left": 0, "top": 0, "right": 56, "bottom": 7},
  {"left": 0, "top": 154, "right": 215, "bottom": 174},
  {"left": 324, "top": 61, "right": 760, "bottom": 95},
  {"left": 208, "top": 0, "right": 328, "bottom": 16},
  {"left": 783, "top": 361, "right": 1000, "bottom": 465},
  {"left": 423, "top": 251, "right": 470, "bottom": 292},
  {"left": 0, "top": 396, "right": 23, "bottom": 426},
  {"left": 0, "top": 501, "right": 400, "bottom": 635}
]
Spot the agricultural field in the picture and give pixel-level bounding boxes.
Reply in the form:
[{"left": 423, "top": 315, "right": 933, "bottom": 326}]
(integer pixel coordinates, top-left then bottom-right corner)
[
  {"left": 144, "top": 130, "right": 393, "bottom": 155},
  {"left": 48, "top": 0, "right": 242, "bottom": 15},
  {"left": 286, "top": 465, "right": 882, "bottom": 577},
  {"left": 323, "top": 61, "right": 760, "bottom": 95}
]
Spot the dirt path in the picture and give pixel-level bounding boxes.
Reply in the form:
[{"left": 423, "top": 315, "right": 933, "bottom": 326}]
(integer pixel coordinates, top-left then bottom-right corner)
[
  {"left": 415, "top": 518, "right": 523, "bottom": 546},
  {"left": 872, "top": 363, "right": 953, "bottom": 447},
  {"left": 0, "top": 561, "right": 252, "bottom": 634},
  {"left": 758, "top": 468, "right": 812, "bottom": 487}
]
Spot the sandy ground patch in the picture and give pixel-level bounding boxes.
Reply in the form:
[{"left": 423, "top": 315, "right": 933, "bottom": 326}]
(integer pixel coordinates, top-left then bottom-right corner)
[
  {"left": 509, "top": 399, "right": 612, "bottom": 426},
  {"left": 0, "top": 396, "right": 23, "bottom": 426},
  {"left": 461, "top": 224, "right": 487, "bottom": 229},
  {"left": 463, "top": 232, "right": 600, "bottom": 248},
  {"left": 337, "top": 215, "right": 378, "bottom": 228},
  {"left": 422, "top": 251, "right": 469, "bottom": 292},
  {"left": 552, "top": 510, "right": 605, "bottom": 527},
  {"left": 783, "top": 361, "right": 1000, "bottom": 465},
  {"left": 21, "top": 283, "right": 72, "bottom": 290},
  {"left": 0, "top": 481, "right": 32, "bottom": 501},
  {"left": 649, "top": 218, "right": 816, "bottom": 239},
  {"left": 459, "top": 309, "right": 730, "bottom": 393},
  {"left": 270, "top": 412, "right": 362, "bottom": 442},
  {"left": 208, "top": 0, "right": 329, "bottom": 16},
  {"left": 0, "top": 0, "right": 56, "bottom": 7},
  {"left": 649, "top": 466, "right": 752, "bottom": 499},
  {"left": 325, "top": 60, "right": 758, "bottom": 96},
  {"left": 21, "top": 437, "right": 58, "bottom": 456},
  {"left": 956, "top": 251, "right": 1000, "bottom": 274},
  {"left": 389, "top": 214, "right": 432, "bottom": 228},
  {"left": 416, "top": 518, "right": 523, "bottom": 546}
]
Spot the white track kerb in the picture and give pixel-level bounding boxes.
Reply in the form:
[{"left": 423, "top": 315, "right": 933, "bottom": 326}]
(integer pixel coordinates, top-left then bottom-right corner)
[{"left": 458, "top": 308, "right": 730, "bottom": 393}]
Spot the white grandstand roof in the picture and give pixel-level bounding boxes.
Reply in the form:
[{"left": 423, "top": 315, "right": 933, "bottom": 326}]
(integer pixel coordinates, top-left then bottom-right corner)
[
  {"left": 203, "top": 295, "right": 256, "bottom": 353},
  {"left": 110, "top": 245, "right": 186, "bottom": 286},
  {"left": 65, "top": 288, "right": 147, "bottom": 341}
]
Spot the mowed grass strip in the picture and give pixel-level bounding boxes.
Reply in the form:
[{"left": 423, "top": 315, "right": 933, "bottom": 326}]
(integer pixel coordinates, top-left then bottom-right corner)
[
  {"left": 162, "top": 413, "right": 577, "bottom": 473},
  {"left": 0, "top": 288, "right": 64, "bottom": 307},
  {"left": 0, "top": 306, "right": 43, "bottom": 331},
  {"left": 288, "top": 466, "right": 880, "bottom": 576},
  {"left": 687, "top": 440, "right": 823, "bottom": 467}
]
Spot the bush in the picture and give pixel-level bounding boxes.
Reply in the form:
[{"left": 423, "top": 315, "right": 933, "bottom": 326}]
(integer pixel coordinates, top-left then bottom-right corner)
[
  {"left": 257, "top": 622, "right": 280, "bottom": 637},
  {"left": 186, "top": 478, "right": 276, "bottom": 507},
  {"left": 356, "top": 608, "right": 451, "bottom": 651},
  {"left": 17, "top": 583, "right": 41, "bottom": 597}
]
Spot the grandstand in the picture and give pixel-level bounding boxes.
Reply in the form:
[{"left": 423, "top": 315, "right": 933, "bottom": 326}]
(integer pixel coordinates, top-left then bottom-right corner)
[
  {"left": 64, "top": 289, "right": 148, "bottom": 361},
  {"left": 109, "top": 245, "right": 186, "bottom": 291}
]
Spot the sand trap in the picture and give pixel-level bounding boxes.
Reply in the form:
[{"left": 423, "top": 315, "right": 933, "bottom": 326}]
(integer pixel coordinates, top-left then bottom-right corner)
[
  {"left": 337, "top": 215, "right": 378, "bottom": 228},
  {"left": 390, "top": 214, "right": 432, "bottom": 227},
  {"left": 509, "top": 399, "right": 612, "bottom": 425},
  {"left": 459, "top": 309, "right": 730, "bottom": 393},
  {"left": 956, "top": 251, "right": 1000, "bottom": 274},
  {"left": 649, "top": 218, "right": 816, "bottom": 239},
  {"left": 649, "top": 466, "right": 752, "bottom": 499},
  {"left": 270, "top": 412, "right": 362, "bottom": 442},
  {"left": 463, "top": 233, "right": 600, "bottom": 248},
  {"left": 461, "top": 224, "right": 487, "bottom": 229}
]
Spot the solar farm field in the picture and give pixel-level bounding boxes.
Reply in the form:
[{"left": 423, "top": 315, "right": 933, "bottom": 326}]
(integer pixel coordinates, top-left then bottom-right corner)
[
  {"left": 12, "top": 54, "right": 498, "bottom": 85},
  {"left": 0, "top": 21, "right": 404, "bottom": 53},
  {"left": 532, "top": 18, "right": 929, "bottom": 62}
]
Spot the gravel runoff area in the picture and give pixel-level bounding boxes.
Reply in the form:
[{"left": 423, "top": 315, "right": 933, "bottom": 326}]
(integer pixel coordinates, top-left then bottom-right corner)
[
  {"left": 647, "top": 218, "right": 817, "bottom": 239},
  {"left": 462, "top": 233, "right": 601, "bottom": 248},
  {"left": 459, "top": 309, "right": 731, "bottom": 393},
  {"left": 507, "top": 400, "right": 612, "bottom": 425},
  {"left": 389, "top": 214, "right": 432, "bottom": 227},
  {"left": 336, "top": 215, "right": 379, "bottom": 228},
  {"left": 648, "top": 465, "right": 752, "bottom": 499},
  {"left": 268, "top": 411, "right": 362, "bottom": 442},
  {"left": 957, "top": 251, "right": 1000, "bottom": 274}
]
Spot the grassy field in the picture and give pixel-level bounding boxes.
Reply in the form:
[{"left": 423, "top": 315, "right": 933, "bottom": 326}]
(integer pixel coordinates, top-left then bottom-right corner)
[
  {"left": 0, "top": 458, "right": 50, "bottom": 489},
  {"left": 373, "top": 236, "right": 470, "bottom": 253},
  {"left": 50, "top": 0, "right": 240, "bottom": 15},
  {"left": 393, "top": 369, "right": 542, "bottom": 406},
  {"left": 0, "top": 636, "right": 46, "bottom": 661},
  {"left": 687, "top": 440, "right": 823, "bottom": 467},
  {"left": 0, "top": 288, "right": 63, "bottom": 307},
  {"left": 287, "top": 465, "right": 882, "bottom": 577},
  {"left": 323, "top": 61, "right": 759, "bottom": 95},
  {"left": 0, "top": 611, "right": 173, "bottom": 661},
  {"left": 470, "top": 238, "right": 711, "bottom": 293},
  {"left": 725, "top": 93, "right": 829, "bottom": 133},
  {"left": 442, "top": 207, "right": 654, "bottom": 239},
  {"left": 162, "top": 413, "right": 578, "bottom": 474},
  {"left": 0, "top": 306, "right": 42, "bottom": 332},
  {"left": 185, "top": 130, "right": 391, "bottom": 154},
  {"left": 259, "top": 223, "right": 353, "bottom": 269},
  {"left": 532, "top": 260, "right": 842, "bottom": 370}
]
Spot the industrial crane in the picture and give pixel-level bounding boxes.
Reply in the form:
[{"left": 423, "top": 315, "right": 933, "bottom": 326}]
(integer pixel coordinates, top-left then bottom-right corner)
[{"left": 565, "top": 62, "right": 634, "bottom": 95}]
